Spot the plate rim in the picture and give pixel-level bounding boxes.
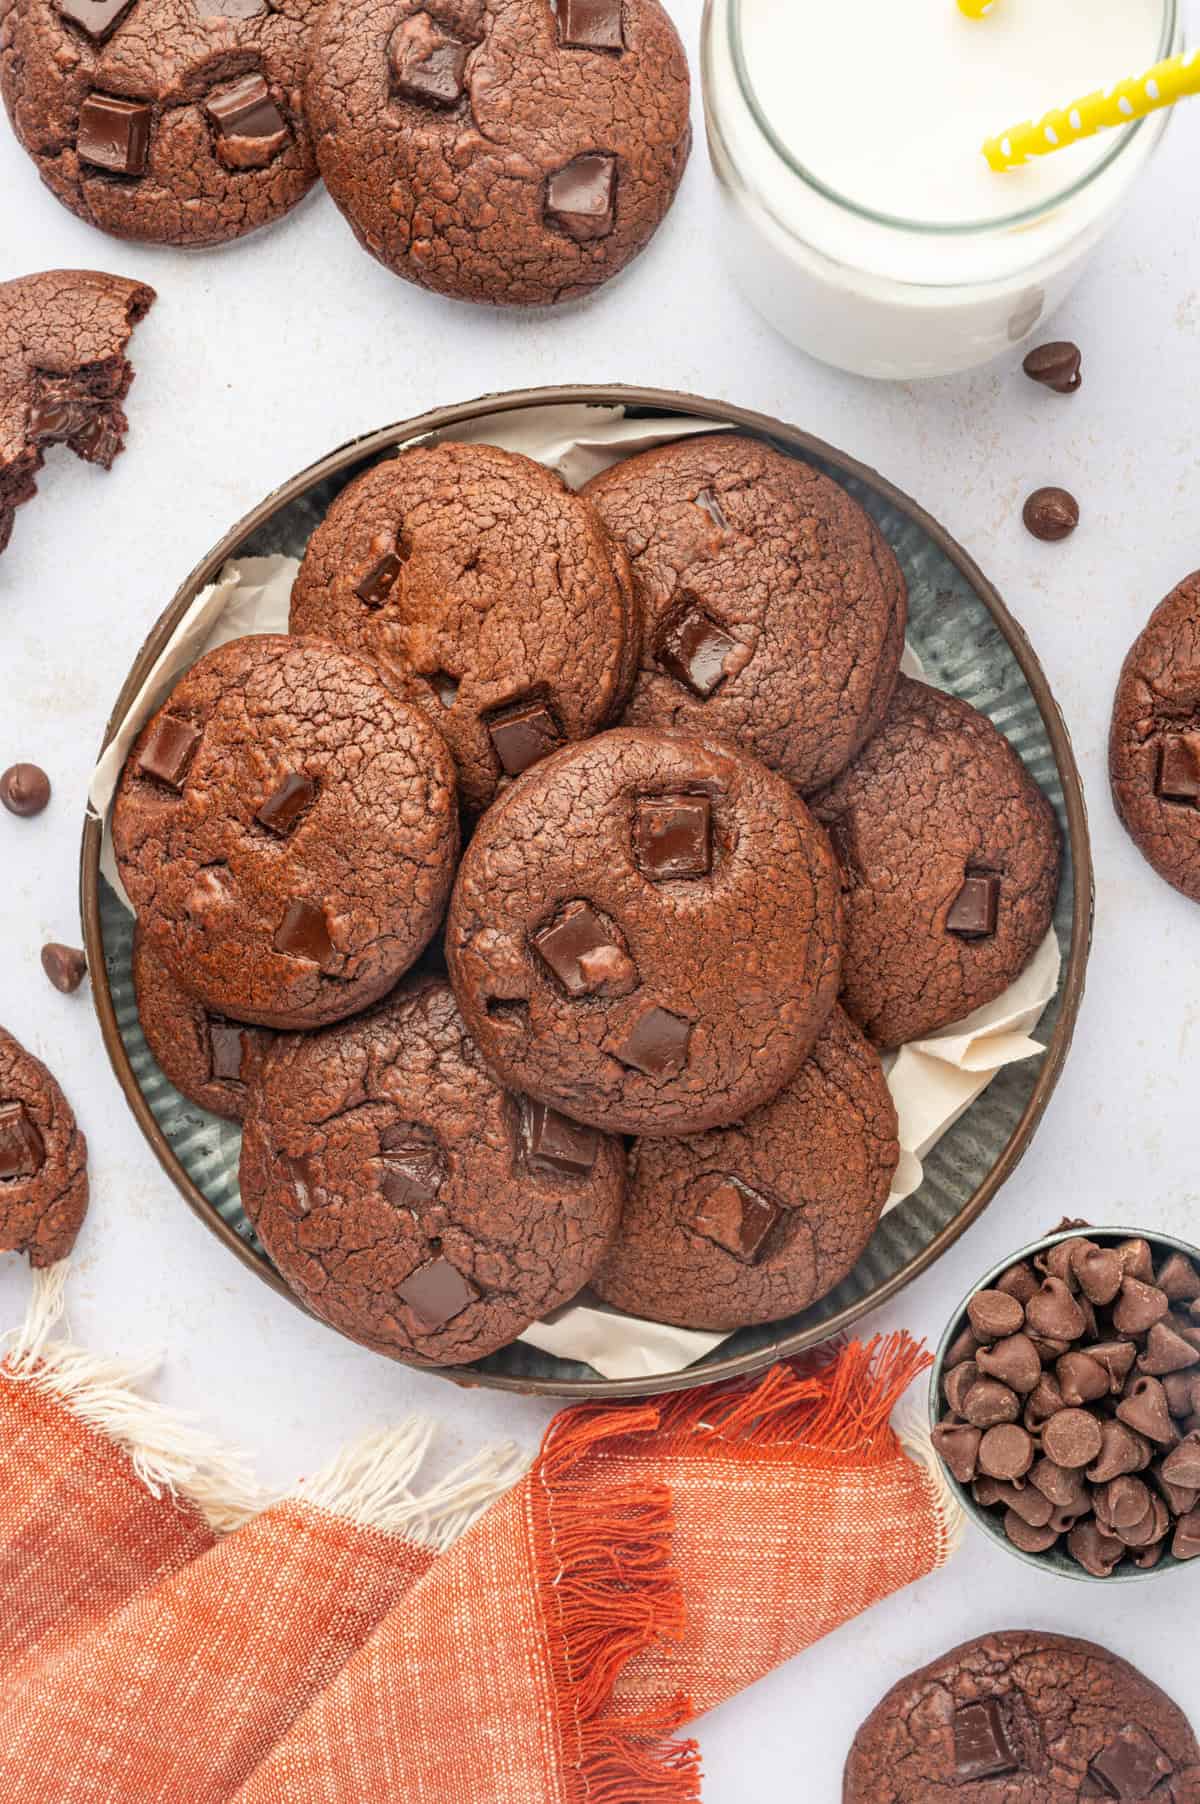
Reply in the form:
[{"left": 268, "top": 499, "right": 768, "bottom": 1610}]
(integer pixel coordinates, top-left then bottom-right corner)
[{"left": 79, "top": 382, "right": 1095, "bottom": 1399}]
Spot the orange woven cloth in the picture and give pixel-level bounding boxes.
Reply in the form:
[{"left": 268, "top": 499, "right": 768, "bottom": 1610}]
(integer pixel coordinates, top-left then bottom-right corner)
[{"left": 0, "top": 1292, "right": 955, "bottom": 1804}]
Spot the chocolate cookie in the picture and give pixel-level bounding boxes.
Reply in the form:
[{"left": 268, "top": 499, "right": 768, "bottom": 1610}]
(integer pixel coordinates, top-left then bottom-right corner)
[
  {"left": 0, "top": 268, "right": 154, "bottom": 557},
  {"left": 0, "top": 1026, "right": 89, "bottom": 1266},
  {"left": 592, "top": 1007, "right": 896, "bottom": 1331},
  {"left": 290, "top": 441, "right": 639, "bottom": 812},
  {"left": 304, "top": 0, "right": 691, "bottom": 305},
  {"left": 446, "top": 727, "right": 843, "bottom": 1136},
  {"left": 239, "top": 975, "right": 625, "bottom": 1366},
  {"left": 1110, "top": 572, "right": 1200, "bottom": 902},
  {"left": 132, "top": 926, "right": 271, "bottom": 1120},
  {"left": 113, "top": 634, "right": 458, "bottom": 1030},
  {"left": 844, "top": 1631, "right": 1200, "bottom": 1802},
  {"left": 811, "top": 677, "right": 1060, "bottom": 1050},
  {"left": 1, "top": 0, "right": 318, "bottom": 245},
  {"left": 583, "top": 435, "right": 907, "bottom": 793}
]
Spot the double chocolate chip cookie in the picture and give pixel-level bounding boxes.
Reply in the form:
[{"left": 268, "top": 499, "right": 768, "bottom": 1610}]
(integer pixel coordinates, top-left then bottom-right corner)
[
  {"left": 113, "top": 634, "right": 459, "bottom": 1030},
  {"left": 446, "top": 726, "right": 843, "bottom": 1136},
  {"left": 812, "top": 677, "right": 1061, "bottom": 1049},
  {"left": 239, "top": 975, "right": 625, "bottom": 1365},
  {"left": 304, "top": 0, "right": 691, "bottom": 305},
  {"left": 1, "top": 0, "right": 319, "bottom": 245},
  {"left": 584, "top": 434, "right": 908, "bottom": 794},
  {"left": 0, "top": 1026, "right": 89, "bottom": 1266},
  {"left": 0, "top": 268, "right": 154, "bottom": 557},
  {"left": 844, "top": 1631, "right": 1200, "bottom": 1802},
  {"left": 290, "top": 441, "right": 639, "bottom": 811},
  {"left": 1110, "top": 571, "right": 1200, "bottom": 903},
  {"left": 133, "top": 927, "right": 271, "bottom": 1120},
  {"left": 593, "top": 1007, "right": 897, "bottom": 1331}
]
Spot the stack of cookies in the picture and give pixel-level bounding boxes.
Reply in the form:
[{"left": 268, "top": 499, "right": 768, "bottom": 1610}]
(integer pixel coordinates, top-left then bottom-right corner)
[{"left": 112, "top": 434, "right": 1062, "bottom": 1368}]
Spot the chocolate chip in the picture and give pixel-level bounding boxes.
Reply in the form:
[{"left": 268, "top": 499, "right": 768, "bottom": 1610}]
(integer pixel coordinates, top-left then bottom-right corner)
[
  {"left": 1089, "top": 1727, "right": 1174, "bottom": 1796},
  {"left": 1004, "top": 1483, "right": 1054, "bottom": 1528},
  {"left": 520, "top": 1099, "right": 599, "bottom": 1176},
  {"left": 946, "top": 873, "right": 999, "bottom": 939},
  {"left": 1023, "top": 487, "right": 1079, "bottom": 542},
  {"left": 486, "top": 698, "right": 562, "bottom": 777},
  {"left": 1117, "top": 1494, "right": 1169, "bottom": 1549},
  {"left": 931, "top": 1422, "right": 981, "bottom": 1485},
  {"left": 1156, "top": 733, "right": 1200, "bottom": 804},
  {"left": 1138, "top": 1319, "right": 1200, "bottom": 1376},
  {"left": 77, "top": 93, "right": 152, "bottom": 175},
  {"left": 1068, "top": 1518, "right": 1123, "bottom": 1578},
  {"left": 978, "top": 1423, "right": 1033, "bottom": 1481},
  {"left": 614, "top": 1003, "right": 691, "bottom": 1077},
  {"left": 0, "top": 1101, "right": 45, "bottom": 1180},
  {"left": 545, "top": 153, "right": 616, "bottom": 241},
  {"left": 0, "top": 763, "right": 51, "bottom": 817},
  {"left": 532, "top": 901, "right": 636, "bottom": 998},
  {"left": 1003, "top": 1511, "right": 1059, "bottom": 1555},
  {"left": 961, "top": 1379, "right": 1021, "bottom": 1430},
  {"left": 207, "top": 1020, "right": 247, "bottom": 1083},
  {"left": 1055, "top": 1350, "right": 1109, "bottom": 1408},
  {"left": 953, "top": 1701, "right": 1018, "bottom": 1782},
  {"left": 1028, "top": 1457, "right": 1089, "bottom": 1510},
  {"left": 204, "top": 73, "right": 286, "bottom": 141},
  {"left": 1022, "top": 341, "right": 1082, "bottom": 394},
  {"left": 995, "top": 1261, "right": 1040, "bottom": 1305},
  {"left": 54, "top": 0, "right": 135, "bottom": 39},
  {"left": 1112, "top": 1276, "right": 1169, "bottom": 1336},
  {"left": 1094, "top": 1474, "right": 1151, "bottom": 1531},
  {"left": 689, "top": 1176, "right": 779, "bottom": 1264},
  {"left": 256, "top": 773, "right": 317, "bottom": 838},
  {"left": 1087, "top": 1419, "right": 1152, "bottom": 1484},
  {"left": 1036, "top": 1236, "right": 1085, "bottom": 1287},
  {"left": 558, "top": 0, "right": 623, "bottom": 50},
  {"left": 273, "top": 899, "right": 334, "bottom": 965},
  {"left": 355, "top": 551, "right": 403, "bottom": 607},
  {"left": 943, "top": 1360, "right": 980, "bottom": 1417},
  {"left": 1163, "top": 1371, "right": 1196, "bottom": 1419},
  {"left": 1173, "top": 1506, "right": 1200, "bottom": 1559},
  {"left": 1024, "top": 1373, "right": 1066, "bottom": 1431},
  {"left": 655, "top": 600, "right": 740, "bottom": 699},
  {"left": 634, "top": 795, "right": 712, "bottom": 880},
  {"left": 944, "top": 1323, "right": 981, "bottom": 1369},
  {"left": 1162, "top": 1431, "right": 1200, "bottom": 1491},
  {"left": 1071, "top": 1242, "right": 1123, "bottom": 1306},
  {"left": 397, "top": 1255, "right": 478, "bottom": 1330},
  {"left": 40, "top": 944, "right": 87, "bottom": 994},
  {"left": 27, "top": 378, "right": 98, "bottom": 445},
  {"left": 389, "top": 13, "right": 470, "bottom": 107},
  {"left": 1133, "top": 1539, "right": 1167, "bottom": 1571},
  {"left": 1042, "top": 1408, "right": 1103, "bottom": 1469},
  {"left": 1026, "top": 1276, "right": 1087, "bottom": 1342},
  {"left": 380, "top": 1135, "right": 445, "bottom": 1207},
  {"left": 1158, "top": 1252, "right": 1200, "bottom": 1302},
  {"left": 1116, "top": 1375, "right": 1175, "bottom": 1444},
  {"left": 967, "top": 1289, "right": 1024, "bottom": 1342},
  {"left": 977, "top": 1334, "right": 1041, "bottom": 1395},
  {"left": 1089, "top": 1339, "right": 1138, "bottom": 1394},
  {"left": 1116, "top": 1237, "right": 1156, "bottom": 1282},
  {"left": 694, "top": 487, "right": 729, "bottom": 532},
  {"left": 136, "top": 715, "right": 200, "bottom": 789}
]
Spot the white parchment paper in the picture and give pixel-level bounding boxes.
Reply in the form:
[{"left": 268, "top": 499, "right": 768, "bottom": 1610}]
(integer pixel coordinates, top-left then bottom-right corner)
[{"left": 88, "top": 403, "right": 1060, "bottom": 1381}]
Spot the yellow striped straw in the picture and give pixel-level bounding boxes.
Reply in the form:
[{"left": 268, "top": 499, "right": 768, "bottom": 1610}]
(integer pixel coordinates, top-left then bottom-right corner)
[
  {"left": 984, "top": 46, "right": 1200, "bottom": 172},
  {"left": 957, "top": 0, "right": 998, "bottom": 17}
]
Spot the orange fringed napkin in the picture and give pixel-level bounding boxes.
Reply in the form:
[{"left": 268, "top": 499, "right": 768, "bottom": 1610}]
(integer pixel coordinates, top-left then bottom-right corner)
[{"left": 0, "top": 1274, "right": 958, "bottom": 1804}]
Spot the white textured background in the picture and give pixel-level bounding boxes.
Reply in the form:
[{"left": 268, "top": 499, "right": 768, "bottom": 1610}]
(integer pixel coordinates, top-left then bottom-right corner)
[{"left": 3, "top": 1, "right": 1199, "bottom": 1792}]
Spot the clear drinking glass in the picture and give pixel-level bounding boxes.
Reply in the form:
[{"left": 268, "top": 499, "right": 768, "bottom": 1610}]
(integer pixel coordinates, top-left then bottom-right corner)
[{"left": 701, "top": 0, "right": 1181, "bottom": 379}]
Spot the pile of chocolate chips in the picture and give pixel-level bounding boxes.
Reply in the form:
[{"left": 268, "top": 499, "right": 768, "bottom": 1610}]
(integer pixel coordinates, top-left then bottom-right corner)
[{"left": 934, "top": 1232, "right": 1200, "bottom": 1575}]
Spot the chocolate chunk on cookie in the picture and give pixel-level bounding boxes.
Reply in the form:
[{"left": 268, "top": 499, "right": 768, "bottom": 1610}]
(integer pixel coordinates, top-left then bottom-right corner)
[
  {"left": 593, "top": 1007, "right": 897, "bottom": 1330},
  {"left": 290, "top": 442, "right": 639, "bottom": 812},
  {"left": 0, "top": 269, "right": 153, "bottom": 558},
  {"left": 132, "top": 927, "right": 270, "bottom": 1121},
  {"left": 304, "top": 0, "right": 691, "bottom": 305},
  {"left": 844, "top": 1631, "right": 1200, "bottom": 1802},
  {"left": 1, "top": 0, "right": 319, "bottom": 245},
  {"left": 446, "top": 727, "right": 843, "bottom": 1136},
  {"left": 584, "top": 435, "right": 907, "bottom": 793},
  {"left": 1110, "top": 571, "right": 1200, "bottom": 902},
  {"left": 0, "top": 1026, "right": 88, "bottom": 1266},
  {"left": 239, "top": 976, "right": 626, "bottom": 1366},
  {"left": 811, "top": 677, "right": 1060, "bottom": 1049},
  {"left": 113, "top": 634, "right": 458, "bottom": 1030}
]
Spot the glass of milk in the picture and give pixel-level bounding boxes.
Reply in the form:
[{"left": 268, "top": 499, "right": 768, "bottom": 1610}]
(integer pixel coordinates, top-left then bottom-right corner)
[{"left": 702, "top": 0, "right": 1181, "bottom": 378}]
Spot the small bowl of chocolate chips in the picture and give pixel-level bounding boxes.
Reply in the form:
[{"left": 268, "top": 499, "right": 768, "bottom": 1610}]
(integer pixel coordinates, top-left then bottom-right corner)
[{"left": 931, "top": 1224, "right": 1200, "bottom": 1581}]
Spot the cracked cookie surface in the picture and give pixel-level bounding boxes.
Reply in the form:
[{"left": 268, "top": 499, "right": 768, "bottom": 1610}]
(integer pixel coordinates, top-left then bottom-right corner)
[
  {"left": 133, "top": 925, "right": 272, "bottom": 1120},
  {"left": 844, "top": 1630, "right": 1200, "bottom": 1802},
  {"left": 446, "top": 726, "right": 843, "bottom": 1136},
  {"left": 593, "top": 1006, "right": 896, "bottom": 1331},
  {"left": 239, "top": 974, "right": 626, "bottom": 1365},
  {"left": 1, "top": 0, "right": 319, "bottom": 245},
  {"left": 811, "top": 677, "right": 1060, "bottom": 1051},
  {"left": 583, "top": 434, "right": 908, "bottom": 794},
  {"left": 0, "top": 1026, "right": 89, "bottom": 1267},
  {"left": 0, "top": 268, "right": 154, "bottom": 557},
  {"left": 113, "top": 633, "right": 459, "bottom": 1030},
  {"left": 304, "top": 0, "right": 691, "bottom": 305},
  {"left": 1110, "top": 571, "right": 1200, "bottom": 903},
  {"left": 290, "top": 440, "right": 639, "bottom": 812}
]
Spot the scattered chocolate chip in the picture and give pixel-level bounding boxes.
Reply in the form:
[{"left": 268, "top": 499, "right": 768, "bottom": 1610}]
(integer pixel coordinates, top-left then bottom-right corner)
[
  {"left": 558, "top": 0, "right": 623, "bottom": 50},
  {"left": 54, "top": 0, "right": 135, "bottom": 39},
  {"left": 1088, "top": 1419, "right": 1152, "bottom": 1484},
  {"left": 655, "top": 600, "right": 740, "bottom": 699},
  {"left": 204, "top": 73, "right": 287, "bottom": 158},
  {"left": 0, "top": 1100, "right": 45, "bottom": 1180},
  {"left": 533, "top": 901, "right": 636, "bottom": 999},
  {"left": 486, "top": 698, "right": 562, "bottom": 777},
  {"left": 1089, "top": 1339, "right": 1138, "bottom": 1394},
  {"left": 379, "top": 1135, "right": 444, "bottom": 1207},
  {"left": 977, "top": 1333, "right": 1041, "bottom": 1396},
  {"left": 1116, "top": 1237, "right": 1156, "bottom": 1282},
  {"left": 1026, "top": 1276, "right": 1087, "bottom": 1342},
  {"left": 1071, "top": 1242, "right": 1123, "bottom": 1306},
  {"left": 273, "top": 899, "right": 334, "bottom": 966},
  {"left": 545, "top": 153, "right": 616, "bottom": 241},
  {"left": 1094, "top": 1474, "right": 1151, "bottom": 1532},
  {"left": 944, "top": 1323, "right": 981, "bottom": 1369},
  {"left": 1055, "top": 1350, "right": 1109, "bottom": 1408},
  {"left": 0, "top": 763, "right": 51, "bottom": 817},
  {"left": 1068, "top": 1517, "right": 1123, "bottom": 1578},
  {"left": 1173, "top": 1507, "right": 1200, "bottom": 1559},
  {"left": 1090, "top": 1726, "right": 1174, "bottom": 1796},
  {"left": 1003, "top": 1510, "right": 1058, "bottom": 1555},
  {"left": 1024, "top": 1373, "right": 1066, "bottom": 1431},
  {"left": 689, "top": 1176, "right": 779, "bottom": 1264},
  {"left": 614, "top": 1003, "right": 691, "bottom": 1077},
  {"left": 931, "top": 1422, "right": 981, "bottom": 1485},
  {"left": 978, "top": 1423, "right": 1034, "bottom": 1481},
  {"left": 40, "top": 944, "right": 87, "bottom": 994},
  {"left": 520, "top": 1099, "right": 599, "bottom": 1177},
  {"left": 634, "top": 795, "right": 712, "bottom": 880},
  {"left": 1023, "top": 486, "right": 1079, "bottom": 543},
  {"left": 1113, "top": 1276, "right": 1169, "bottom": 1336},
  {"left": 1162, "top": 1432, "right": 1200, "bottom": 1491},
  {"left": 256, "top": 773, "right": 317, "bottom": 838},
  {"left": 961, "top": 1379, "right": 1021, "bottom": 1430},
  {"left": 953, "top": 1701, "right": 1018, "bottom": 1782},
  {"left": 136, "top": 715, "right": 200, "bottom": 790},
  {"left": 389, "top": 13, "right": 470, "bottom": 107},
  {"left": 355, "top": 551, "right": 403, "bottom": 607},
  {"left": 1139, "top": 1319, "right": 1200, "bottom": 1376},
  {"left": 946, "top": 873, "right": 999, "bottom": 939},
  {"left": 1158, "top": 1252, "right": 1200, "bottom": 1303},
  {"left": 995, "top": 1261, "right": 1040, "bottom": 1305},
  {"left": 1116, "top": 1375, "right": 1175, "bottom": 1444},
  {"left": 968, "top": 1289, "right": 1025, "bottom": 1342},
  {"left": 1042, "top": 1408, "right": 1103, "bottom": 1470},
  {"left": 1028, "top": 1457, "right": 1089, "bottom": 1510},
  {"left": 77, "top": 92, "right": 152, "bottom": 175},
  {"left": 943, "top": 1360, "right": 980, "bottom": 1417},
  {"left": 397, "top": 1255, "right": 478, "bottom": 1330},
  {"left": 1004, "top": 1484, "right": 1054, "bottom": 1529},
  {"left": 1022, "top": 341, "right": 1082, "bottom": 394},
  {"left": 207, "top": 1020, "right": 248, "bottom": 1084},
  {"left": 1156, "top": 734, "right": 1200, "bottom": 804}
]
